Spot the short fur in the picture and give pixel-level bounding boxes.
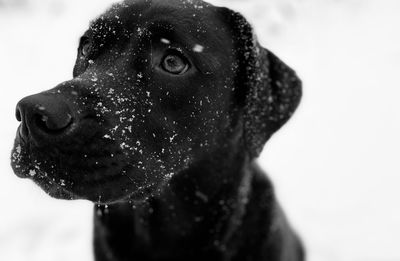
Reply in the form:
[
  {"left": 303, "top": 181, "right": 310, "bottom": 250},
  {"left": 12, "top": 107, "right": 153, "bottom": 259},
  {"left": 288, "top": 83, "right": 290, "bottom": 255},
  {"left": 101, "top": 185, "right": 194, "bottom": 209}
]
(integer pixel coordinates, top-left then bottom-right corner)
[{"left": 11, "top": 0, "right": 304, "bottom": 260}]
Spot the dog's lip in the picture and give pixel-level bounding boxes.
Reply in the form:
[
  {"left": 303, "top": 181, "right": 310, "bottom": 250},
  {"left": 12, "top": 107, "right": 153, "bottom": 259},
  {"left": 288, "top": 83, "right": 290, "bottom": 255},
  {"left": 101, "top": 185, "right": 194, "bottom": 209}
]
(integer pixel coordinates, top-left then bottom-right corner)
[
  {"left": 30, "top": 167, "right": 149, "bottom": 203},
  {"left": 30, "top": 167, "right": 125, "bottom": 192},
  {"left": 12, "top": 143, "right": 162, "bottom": 203},
  {"left": 28, "top": 160, "right": 127, "bottom": 183},
  {"left": 36, "top": 175, "right": 79, "bottom": 199},
  {"left": 33, "top": 168, "right": 122, "bottom": 186},
  {"left": 11, "top": 137, "right": 127, "bottom": 181}
]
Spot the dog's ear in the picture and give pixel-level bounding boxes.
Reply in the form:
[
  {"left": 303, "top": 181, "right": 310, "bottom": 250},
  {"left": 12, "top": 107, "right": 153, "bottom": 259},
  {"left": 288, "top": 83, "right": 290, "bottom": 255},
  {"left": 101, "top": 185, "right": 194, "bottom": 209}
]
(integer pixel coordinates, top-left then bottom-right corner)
[{"left": 219, "top": 7, "right": 302, "bottom": 158}]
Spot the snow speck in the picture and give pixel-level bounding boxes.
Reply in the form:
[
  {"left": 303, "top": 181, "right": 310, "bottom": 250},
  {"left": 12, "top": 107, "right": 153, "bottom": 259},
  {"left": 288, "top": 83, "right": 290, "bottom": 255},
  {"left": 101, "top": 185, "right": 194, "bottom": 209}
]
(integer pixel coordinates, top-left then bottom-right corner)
[
  {"left": 29, "top": 169, "right": 36, "bottom": 177},
  {"left": 161, "top": 38, "right": 171, "bottom": 44},
  {"left": 15, "top": 144, "right": 21, "bottom": 154},
  {"left": 193, "top": 44, "right": 204, "bottom": 53},
  {"left": 169, "top": 133, "right": 178, "bottom": 142},
  {"left": 166, "top": 172, "right": 174, "bottom": 179},
  {"left": 195, "top": 190, "right": 208, "bottom": 202}
]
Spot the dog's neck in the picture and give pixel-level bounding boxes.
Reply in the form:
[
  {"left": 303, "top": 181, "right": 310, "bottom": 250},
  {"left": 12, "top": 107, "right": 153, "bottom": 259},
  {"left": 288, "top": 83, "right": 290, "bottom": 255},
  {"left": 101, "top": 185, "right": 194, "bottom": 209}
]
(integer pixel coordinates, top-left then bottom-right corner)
[{"left": 94, "top": 138, "right": 255, "bottom": 258}]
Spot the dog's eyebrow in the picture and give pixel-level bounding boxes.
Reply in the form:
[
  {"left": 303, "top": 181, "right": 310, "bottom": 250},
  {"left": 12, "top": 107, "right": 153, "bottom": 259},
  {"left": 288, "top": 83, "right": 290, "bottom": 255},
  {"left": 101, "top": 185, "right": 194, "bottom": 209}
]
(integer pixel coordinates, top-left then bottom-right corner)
[{"left": 146, "top": 20, "right": 223, "bottom": 73}]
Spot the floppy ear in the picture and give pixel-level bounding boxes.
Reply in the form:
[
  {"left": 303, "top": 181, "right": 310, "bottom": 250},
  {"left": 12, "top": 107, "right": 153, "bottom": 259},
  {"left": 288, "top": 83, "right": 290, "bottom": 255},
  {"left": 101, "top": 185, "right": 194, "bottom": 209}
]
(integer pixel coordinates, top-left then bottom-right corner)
[{"left": 219, "top": 7, "right": 302, "bottom": 158}]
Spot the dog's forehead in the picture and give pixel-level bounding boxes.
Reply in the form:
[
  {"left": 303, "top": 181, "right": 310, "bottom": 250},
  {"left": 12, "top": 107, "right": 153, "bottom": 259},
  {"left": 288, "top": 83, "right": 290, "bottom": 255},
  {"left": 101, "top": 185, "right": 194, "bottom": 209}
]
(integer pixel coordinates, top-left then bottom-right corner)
[{"left": 88, "top": 0, "right": 230, "bottom": 48}]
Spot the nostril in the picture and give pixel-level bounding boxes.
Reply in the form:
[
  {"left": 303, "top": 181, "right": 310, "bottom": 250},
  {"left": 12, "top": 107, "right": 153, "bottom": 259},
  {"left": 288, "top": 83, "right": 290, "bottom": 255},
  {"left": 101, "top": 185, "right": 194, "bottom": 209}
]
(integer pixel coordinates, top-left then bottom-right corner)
[
  {"left": 15, "top": 105, "right": 29, "bottom": 141},
  {"left": 15, "top": 107, "right": 22, "bottom": 122},
  {"left": 34, "top": 114, "right": 49, "bottom": 132}
]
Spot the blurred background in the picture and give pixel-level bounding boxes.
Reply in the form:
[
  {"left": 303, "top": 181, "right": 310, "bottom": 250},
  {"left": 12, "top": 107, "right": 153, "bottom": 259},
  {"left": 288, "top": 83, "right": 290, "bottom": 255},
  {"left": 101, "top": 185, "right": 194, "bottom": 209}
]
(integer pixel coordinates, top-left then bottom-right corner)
[{"left": 0, "top": 0, "right": 399, "bottom": 260}]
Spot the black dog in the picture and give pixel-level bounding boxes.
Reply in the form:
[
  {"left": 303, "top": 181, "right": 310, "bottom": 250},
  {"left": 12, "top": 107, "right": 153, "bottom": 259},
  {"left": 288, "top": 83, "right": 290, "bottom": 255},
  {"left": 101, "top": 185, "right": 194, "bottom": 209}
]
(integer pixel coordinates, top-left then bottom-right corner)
[{"left": 11, "top": 0, "right": 303, "bottom": 260}]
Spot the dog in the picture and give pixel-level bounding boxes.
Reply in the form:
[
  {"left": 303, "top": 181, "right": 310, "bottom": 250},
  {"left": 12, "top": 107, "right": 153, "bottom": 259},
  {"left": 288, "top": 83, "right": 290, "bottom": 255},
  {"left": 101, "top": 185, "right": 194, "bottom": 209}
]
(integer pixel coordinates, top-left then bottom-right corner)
[{"left": 10, "top": 0, "right": 303, "bottom": 260}]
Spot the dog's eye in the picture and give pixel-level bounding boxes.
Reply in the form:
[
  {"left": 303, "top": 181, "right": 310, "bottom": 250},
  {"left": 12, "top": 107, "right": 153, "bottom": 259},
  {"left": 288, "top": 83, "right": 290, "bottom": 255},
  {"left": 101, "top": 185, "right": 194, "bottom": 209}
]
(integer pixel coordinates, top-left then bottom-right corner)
[
  {"left": 161, "top": 53, "right": 190, "bottom": 75},
  {"left": 81, "top": 40, "right": 92, "bottom": 57}
]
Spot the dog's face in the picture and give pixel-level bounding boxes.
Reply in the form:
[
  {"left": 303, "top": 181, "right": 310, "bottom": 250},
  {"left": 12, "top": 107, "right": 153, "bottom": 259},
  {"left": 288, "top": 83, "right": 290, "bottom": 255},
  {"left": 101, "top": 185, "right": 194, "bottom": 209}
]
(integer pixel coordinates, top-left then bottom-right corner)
[{"left": 10, "top": 0, "right": 301, "bottom": 203}]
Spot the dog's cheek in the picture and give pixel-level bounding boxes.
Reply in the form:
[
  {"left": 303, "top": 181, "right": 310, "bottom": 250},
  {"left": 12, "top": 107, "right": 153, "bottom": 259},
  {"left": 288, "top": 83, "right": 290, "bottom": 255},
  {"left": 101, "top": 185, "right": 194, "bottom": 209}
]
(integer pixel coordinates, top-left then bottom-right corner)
[
  {"left": 80, "top": 80, "right": 191, "bottom": 184},
  {"left": 193, "top": 77, "right": 236, "bottom": 141}
]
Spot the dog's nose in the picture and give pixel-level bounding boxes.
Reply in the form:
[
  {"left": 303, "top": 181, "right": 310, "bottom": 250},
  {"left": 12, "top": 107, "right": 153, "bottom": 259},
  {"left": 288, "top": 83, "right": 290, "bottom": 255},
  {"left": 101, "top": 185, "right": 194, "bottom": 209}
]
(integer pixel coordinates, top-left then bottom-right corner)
[{"left": 16, "top": 94, "right": 73, "bottom": 143}]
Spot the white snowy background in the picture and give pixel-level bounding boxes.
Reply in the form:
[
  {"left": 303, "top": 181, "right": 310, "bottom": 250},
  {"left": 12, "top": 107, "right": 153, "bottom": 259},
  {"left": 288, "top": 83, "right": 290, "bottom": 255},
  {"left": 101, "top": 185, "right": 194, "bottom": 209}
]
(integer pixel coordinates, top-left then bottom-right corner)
[{"left": 1, "top": 0, "right": 399, "bottom": 260}]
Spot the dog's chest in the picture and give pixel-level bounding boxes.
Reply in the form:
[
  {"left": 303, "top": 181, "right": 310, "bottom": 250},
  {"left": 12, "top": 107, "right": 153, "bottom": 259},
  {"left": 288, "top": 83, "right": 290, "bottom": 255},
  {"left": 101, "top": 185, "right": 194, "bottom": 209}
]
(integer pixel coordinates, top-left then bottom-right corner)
[
  {"left": 95, "top": 213, "right": 231, "bottom": 260},
  {"left": 93, "top": 200, "right": 251, "bottom": 261}
]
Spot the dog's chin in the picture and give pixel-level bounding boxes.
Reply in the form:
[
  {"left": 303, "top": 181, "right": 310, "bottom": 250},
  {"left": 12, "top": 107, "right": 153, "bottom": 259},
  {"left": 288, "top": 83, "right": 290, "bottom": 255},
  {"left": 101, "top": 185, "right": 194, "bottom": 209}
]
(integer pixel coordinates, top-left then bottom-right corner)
[
  {"left": 10, "top": 139, "right": 164, "bottom": 204},
  {"left": 30, "top": 173, "right": 153, "bottom": 203},
  {"left": 32, "top": 176, "right": 80, "bottom": 200},
  {"left": 14, "top": 163, "right": 160, "bottom": 204}
]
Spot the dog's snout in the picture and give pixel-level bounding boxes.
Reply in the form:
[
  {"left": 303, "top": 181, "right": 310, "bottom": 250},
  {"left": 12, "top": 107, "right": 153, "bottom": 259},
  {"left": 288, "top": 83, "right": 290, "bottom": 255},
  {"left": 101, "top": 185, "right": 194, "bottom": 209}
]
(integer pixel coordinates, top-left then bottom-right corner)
[{"left": 16, "top": 94, "right": 73, "bottom": 143}]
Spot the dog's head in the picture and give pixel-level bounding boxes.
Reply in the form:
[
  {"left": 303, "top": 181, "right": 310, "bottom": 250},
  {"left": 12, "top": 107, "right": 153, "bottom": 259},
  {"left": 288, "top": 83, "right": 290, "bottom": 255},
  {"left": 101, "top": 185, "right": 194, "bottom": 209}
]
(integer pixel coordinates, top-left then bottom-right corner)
[{"left": 10, "top": 0, "right": 301, "bottom": 203}]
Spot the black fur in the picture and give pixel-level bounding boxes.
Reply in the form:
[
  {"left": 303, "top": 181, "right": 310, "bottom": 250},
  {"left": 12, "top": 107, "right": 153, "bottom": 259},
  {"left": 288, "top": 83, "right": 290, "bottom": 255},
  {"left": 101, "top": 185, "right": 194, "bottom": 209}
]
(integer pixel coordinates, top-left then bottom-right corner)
[{"left": 10, "top": 0, "right": 303, "bottom": 260}]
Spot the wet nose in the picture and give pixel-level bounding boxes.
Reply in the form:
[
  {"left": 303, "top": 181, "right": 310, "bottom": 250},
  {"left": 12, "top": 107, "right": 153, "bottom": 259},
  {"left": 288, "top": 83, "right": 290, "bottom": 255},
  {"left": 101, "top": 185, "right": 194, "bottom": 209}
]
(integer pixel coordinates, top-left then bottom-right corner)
[{"left": 16, "top": 94, "right": 73, "bottom": 143}]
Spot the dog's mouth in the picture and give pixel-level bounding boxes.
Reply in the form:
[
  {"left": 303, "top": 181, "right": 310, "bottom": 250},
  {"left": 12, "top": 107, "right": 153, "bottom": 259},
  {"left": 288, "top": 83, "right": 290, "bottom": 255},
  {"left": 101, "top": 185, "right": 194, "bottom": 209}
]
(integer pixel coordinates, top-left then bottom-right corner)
[{"left": 10, "top": 128, "right": 157, "bottom": 203}]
